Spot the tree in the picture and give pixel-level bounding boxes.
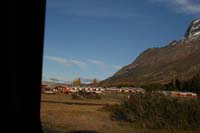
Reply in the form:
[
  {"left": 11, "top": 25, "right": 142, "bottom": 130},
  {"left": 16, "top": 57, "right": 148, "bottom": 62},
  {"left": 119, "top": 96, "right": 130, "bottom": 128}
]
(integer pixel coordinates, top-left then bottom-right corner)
[
  {"left": 182, "top": 74, "right": 200, "bottom": 94},
  {"left": 189, "top": 74, "right": 200, "bottom": 94},
  {"left": 175, "top": 79, "right": 182, "bottom": 91},
  {"left": 92, "top": 78, "right": 98, "bottom": 87},
  {"left": 142, "top": 83, "right": 165, "bottom": 92},
  {"left": 73, "top": 78, "right": 81, "bottom": 86},
  {"left": 165, "top": 82, "right": 175, "bottom": 91}
]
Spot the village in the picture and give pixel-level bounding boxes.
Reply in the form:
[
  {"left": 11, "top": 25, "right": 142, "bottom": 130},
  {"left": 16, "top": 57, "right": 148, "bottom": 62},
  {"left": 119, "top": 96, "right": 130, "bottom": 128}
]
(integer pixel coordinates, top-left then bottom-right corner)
[
  {"left": 41, "top": 83, "right": 144, "bottom": 94},
  {"left": 41, "top": 81, "right": 200, "bottom": 132},
  {"left": 41, "top": 82, "right": 199, "bottom": 98}
]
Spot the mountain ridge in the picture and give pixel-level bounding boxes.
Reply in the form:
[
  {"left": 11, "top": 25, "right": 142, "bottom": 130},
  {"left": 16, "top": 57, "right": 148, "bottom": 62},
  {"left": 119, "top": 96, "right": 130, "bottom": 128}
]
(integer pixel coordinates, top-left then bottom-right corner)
[{"left": 101, "top": 18, "right": 200, "bottom": 87}]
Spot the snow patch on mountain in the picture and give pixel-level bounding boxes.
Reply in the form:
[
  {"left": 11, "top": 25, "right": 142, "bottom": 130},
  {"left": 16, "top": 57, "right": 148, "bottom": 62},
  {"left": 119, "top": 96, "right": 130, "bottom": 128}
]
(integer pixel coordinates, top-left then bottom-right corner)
[{"left": 185, "top": 18, "right": 200, "bottom": 39}]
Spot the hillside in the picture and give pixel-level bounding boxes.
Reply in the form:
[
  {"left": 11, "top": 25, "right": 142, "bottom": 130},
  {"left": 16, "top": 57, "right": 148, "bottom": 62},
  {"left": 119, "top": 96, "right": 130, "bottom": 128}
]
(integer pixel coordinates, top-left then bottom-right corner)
[{"left": 101, "top": 18, "right": 200, "bottom": 86}]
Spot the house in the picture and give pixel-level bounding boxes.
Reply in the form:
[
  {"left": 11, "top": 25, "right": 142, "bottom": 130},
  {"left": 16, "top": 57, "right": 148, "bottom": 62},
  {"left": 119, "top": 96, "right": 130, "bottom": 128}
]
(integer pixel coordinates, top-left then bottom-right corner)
[
  {"left": 41, "top": 83, "right": 48, "bottom": 93},
  {"left": 169, "top": 91, "right": 198, "bottom": 97},
  {"left": 154, "top": 91, "right": 198, "bottom": 97},
  {"left": 119, "top": 87, "right": 145, "bottom": 94},
  {"left": 106, "top": 87, "right": 120, "bottom": 92},
  {"left": 43, "top": 86, "right": 55, "bottom": 94},
  {"left": 55, "top": 85, "right": 70, "bottom": 93}
]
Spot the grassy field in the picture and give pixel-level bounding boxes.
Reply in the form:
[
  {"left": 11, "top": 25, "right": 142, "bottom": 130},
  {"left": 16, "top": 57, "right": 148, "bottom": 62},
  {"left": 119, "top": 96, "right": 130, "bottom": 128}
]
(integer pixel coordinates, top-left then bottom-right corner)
[{"left": 41, "top": 93, "right": 199, "bottom": 133}]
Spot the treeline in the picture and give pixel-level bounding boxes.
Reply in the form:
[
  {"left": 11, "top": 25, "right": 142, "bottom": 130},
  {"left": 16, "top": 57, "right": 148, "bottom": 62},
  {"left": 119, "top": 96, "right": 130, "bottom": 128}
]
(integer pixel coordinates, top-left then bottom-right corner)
[
  {"left": 100, "top": 74, "right": 200, "bottom": 94},
  {"left": 142, "top": 74, "right": 200, "bottom": 94},
  {"left": 100, "top": 83, "right": 136, "bottom": 88},
  {"left": 72, "top": 78, "right": 99, "bottom": 87}
]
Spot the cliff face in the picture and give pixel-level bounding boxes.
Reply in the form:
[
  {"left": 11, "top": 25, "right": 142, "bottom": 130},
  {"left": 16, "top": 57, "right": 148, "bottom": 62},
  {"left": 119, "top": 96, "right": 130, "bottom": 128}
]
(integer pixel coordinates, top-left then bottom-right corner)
[
  {"left": 101, "top": 19, "right": 200, "bottom": 86},
  {"left": 185, "top": 19, "right": 200, "bottom": 38}
]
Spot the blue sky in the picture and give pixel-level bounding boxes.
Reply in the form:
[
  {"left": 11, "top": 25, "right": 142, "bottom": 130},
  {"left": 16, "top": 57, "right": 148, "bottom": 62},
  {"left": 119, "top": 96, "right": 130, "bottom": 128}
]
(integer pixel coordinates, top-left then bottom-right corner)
[{"left": 42, "top": 0, "right": 200, "bottom": 83}]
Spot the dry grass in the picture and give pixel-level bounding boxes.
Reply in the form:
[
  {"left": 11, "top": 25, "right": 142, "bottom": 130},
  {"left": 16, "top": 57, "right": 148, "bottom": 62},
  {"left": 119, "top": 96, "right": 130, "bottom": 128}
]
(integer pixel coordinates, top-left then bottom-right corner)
[
  {"left": 41, "top": 93, "right": 199, "bottom": 133},
  {"left": 41, "top": 92, "right": 124, "bottom": 105}
]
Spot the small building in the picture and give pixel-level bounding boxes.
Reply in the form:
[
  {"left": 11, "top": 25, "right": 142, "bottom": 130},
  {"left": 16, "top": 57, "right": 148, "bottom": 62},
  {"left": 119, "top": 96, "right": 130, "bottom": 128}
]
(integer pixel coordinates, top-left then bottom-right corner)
[
  {"left": 155, "top": 91, "right": 198, "bottom": 97},
  {"left": 119, "top": 87, "right": 145, "bottom": 94},
  {"left": 106, "top": 87, "right": 120, "bottom": 92},
  {"left": 164, "top": 91, "right": 198, "bottom": 97},
  {"left": 41, "top": 83, "right": 48, "bottom": 93},
  {"left": 55, "top": 85, "right": 69, "bottom": 93}
]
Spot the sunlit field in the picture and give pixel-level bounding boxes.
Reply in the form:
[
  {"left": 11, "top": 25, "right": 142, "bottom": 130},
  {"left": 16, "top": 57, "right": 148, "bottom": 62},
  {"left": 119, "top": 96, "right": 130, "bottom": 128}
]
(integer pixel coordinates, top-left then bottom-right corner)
[{"left": 41, "top": 93, "right": 200, "bottom": 133}]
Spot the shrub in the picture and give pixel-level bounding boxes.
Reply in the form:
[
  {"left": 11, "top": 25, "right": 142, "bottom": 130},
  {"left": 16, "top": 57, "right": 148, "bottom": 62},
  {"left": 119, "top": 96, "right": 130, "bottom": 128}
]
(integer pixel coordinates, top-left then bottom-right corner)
[
  {"left": 142, "top": 84, "right": 166, "bottom": 92},
  {"left": 105, "top": 93, "right": 200, "bottom": 130},
  {"left": 84, "top": 93, "right": 102, "bottom": 99},
  {"left": 71, "top": 93, "right": 83, "bottom": 100},
  {"left": 71, "top": 91, "right": 101, "bottom": 100}
]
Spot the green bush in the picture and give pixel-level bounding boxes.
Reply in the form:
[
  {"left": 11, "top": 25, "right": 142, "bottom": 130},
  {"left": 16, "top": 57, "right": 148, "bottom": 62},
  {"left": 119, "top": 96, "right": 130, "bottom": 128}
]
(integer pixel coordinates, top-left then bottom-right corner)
[
  {"left": 105, "top": 93, "right": 200, "bottom": 130},
  {"left": 182, "top": 74, "right": 200, "bottom": 94},
  {"left": 142, "top": 84, "right": 166, "bottom": 92},
  {"left": 71, "top": 91, "right": 102, "bottom": 100},
  {"left": 71, "top": 93, "right": 83, "bottom": 100},
  {"left": 84, "top": 93, "right": 102, "bottom": 99}
]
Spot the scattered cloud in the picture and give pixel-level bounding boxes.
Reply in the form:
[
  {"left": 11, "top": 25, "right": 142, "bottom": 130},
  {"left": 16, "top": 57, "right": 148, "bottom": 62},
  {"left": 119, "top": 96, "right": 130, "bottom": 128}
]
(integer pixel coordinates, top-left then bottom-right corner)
[
  {"left": 49, "top": 78, "right": 61, "bottom": 82},
  {"left": 86, "top": 59, "right": 108, "bottom": 72},
  {"left": 86, "top": 59, "right": 123, "bottom": 73},
  {"left": 149, "top": 0, "right": 200, "bottom": 14},
  {"left": 80, "top": 78, "right": 94, "bottom": 84},
  {"left": 45, "top": 56, "right": 87, "bottom": 69},
  {"left": 45, "top": 56, "right": 122, "bottom": 76},
  {"left": 45, "top": 56, "right": 67, "bottom": 64},
  {"left": 70, "top": 59, "right": 87, "bottom": 69},
  {"left": 86, "top": 59, "right": 105, "bottom": 65}
]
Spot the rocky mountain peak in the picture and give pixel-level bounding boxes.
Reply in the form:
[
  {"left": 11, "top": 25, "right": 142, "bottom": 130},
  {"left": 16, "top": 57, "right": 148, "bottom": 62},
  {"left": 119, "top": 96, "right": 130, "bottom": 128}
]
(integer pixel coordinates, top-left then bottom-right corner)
[
  {"left": 185, "top": 18, "right": 200, "bottom": 39},
  {"left": 101, "top": 19, "right": 200, "bottom": 86}
]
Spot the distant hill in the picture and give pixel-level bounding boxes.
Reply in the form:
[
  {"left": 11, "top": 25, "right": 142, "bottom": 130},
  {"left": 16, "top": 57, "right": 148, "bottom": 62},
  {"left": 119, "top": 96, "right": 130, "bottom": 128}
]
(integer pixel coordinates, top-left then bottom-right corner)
[
  {"left": 101, "top": 18, "right": 200, "bottom": 87},
  {"left": 42, "top": 81, "right": 68, "bottom": 88}
]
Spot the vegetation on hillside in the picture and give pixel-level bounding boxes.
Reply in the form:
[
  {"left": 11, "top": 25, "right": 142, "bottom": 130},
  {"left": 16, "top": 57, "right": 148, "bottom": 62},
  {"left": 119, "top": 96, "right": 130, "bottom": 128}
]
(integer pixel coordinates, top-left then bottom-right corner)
[
  {"left": 141, "top": 74, "right": 200, "bottom": 94},
  {"left": 100, "top": 74, "right": 200, "bottom": 95}
]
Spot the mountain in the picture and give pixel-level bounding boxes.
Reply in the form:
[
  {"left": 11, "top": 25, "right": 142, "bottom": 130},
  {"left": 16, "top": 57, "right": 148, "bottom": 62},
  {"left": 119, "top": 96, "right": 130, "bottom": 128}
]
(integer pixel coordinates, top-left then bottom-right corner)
[
  {"left": 42, "top": 81, "right": 67, "bottom": 87},
  {"left": 185, "top": 19, "right": 200, "bottom": 38},
  {"left": 101, "top": 18, "right": 200, "bottom": 87}
]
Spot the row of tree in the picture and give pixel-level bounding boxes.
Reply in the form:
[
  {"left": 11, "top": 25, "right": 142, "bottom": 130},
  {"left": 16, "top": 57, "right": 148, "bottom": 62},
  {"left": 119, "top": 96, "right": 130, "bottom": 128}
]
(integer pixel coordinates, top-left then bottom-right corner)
[
  {"left": 142, "top": 74, "right": 200, "bottom": 94},
  {"left": 72, "top": 78, "right": 99, "bottom": 87}
]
